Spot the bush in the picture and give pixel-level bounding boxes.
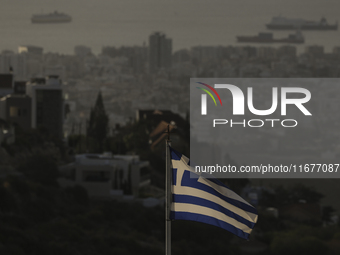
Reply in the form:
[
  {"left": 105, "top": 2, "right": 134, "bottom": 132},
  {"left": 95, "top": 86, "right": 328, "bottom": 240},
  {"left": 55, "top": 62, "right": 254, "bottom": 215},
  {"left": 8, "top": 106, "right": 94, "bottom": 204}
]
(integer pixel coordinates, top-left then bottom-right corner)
[
  {"left": 16, "top": 155, "right": 59, "bottom": 186},
  {"left": 63, "top": 185, "right": 89, "bottom": 206},
  {"left": 271, "top": 231, "right": 328, "bottom": 255}
]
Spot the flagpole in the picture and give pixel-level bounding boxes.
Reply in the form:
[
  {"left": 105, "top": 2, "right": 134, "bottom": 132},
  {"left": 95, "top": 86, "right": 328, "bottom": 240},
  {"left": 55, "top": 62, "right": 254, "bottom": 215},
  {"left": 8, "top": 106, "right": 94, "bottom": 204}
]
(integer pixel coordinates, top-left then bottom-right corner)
[{"left": 165, "top": 125, "right": 171, "bottom": 255}]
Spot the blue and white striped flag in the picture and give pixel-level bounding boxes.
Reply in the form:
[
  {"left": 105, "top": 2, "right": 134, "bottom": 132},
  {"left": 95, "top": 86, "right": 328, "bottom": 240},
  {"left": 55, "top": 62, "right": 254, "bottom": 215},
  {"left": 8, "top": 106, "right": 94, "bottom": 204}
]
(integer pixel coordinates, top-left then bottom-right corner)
[{"left": 169, "top": 147, "right": 258, "bottom": 240}]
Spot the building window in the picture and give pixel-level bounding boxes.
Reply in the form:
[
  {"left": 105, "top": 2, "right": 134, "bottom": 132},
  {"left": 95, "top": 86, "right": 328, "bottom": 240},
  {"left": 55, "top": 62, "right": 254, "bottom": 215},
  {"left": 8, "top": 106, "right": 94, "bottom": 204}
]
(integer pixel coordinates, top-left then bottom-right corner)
[
  {"left": 36, "top": 90, "right": 44, "bottom": 102},
  {"left": 10, "top": 107, "right": 27, "bottom": 117},
  {"left": 83, "top": 171, "right": 110, "bottom": 182},
  {"left": 37, "top": 102, "right": 43, "bottom": 124},
  {"left": 10, "top": 107, "right": 20, "bottom": 117}
]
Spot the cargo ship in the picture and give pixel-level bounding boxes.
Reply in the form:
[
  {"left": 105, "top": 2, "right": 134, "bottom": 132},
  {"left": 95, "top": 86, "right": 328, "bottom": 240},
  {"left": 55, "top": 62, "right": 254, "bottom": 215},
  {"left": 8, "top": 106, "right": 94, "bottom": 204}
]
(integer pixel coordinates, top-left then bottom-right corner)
[
  {"left": 237, "top": 31, "right": 304, "bottom": 44},
  {"left": 266, "top": 16, "right": 337, "bottom": 30},
  {"left": 31, "top": 11, "right": 72, "bottom": 24}
]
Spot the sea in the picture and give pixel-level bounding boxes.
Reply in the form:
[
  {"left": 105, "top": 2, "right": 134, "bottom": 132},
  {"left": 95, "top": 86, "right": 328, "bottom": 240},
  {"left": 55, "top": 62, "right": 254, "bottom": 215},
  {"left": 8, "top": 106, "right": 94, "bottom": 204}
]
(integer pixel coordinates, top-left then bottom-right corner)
[{"left": 1, "top": 0, "right": 340, "bottom": 55}]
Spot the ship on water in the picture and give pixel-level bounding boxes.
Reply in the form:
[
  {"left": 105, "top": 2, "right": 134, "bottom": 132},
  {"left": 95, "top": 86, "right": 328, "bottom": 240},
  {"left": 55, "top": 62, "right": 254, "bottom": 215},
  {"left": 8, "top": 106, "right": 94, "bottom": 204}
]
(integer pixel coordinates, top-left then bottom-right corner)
[
  {"left": 266, "top": 16, "right": 337, "bottom": 30},
  {"left": 237, "top": 31, "right": 304, "bottom": 44},
  {"left": 31, "top": 11, "right": 72, "bottom": 24}
]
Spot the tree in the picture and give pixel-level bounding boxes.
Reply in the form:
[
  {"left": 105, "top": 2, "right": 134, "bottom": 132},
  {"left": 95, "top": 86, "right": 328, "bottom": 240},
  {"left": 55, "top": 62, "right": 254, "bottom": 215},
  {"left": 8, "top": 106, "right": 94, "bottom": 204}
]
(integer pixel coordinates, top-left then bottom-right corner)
[
  {"left": 121, "top": 119, "right": 150, "bottom": 155},
  {"left": 16, "top": 154, "right": 59, "bottom": 186},
  {"left": 63, "top": 185, "right": 89, "bottom": 206},
  {"left": 87, "top": 92, "right": 109, "bottom": 152},
  {"left": 322, "top": 206, "right": 335, "bottom": 223},
  {"left": 271, "top": 231, "right": 328, "bottom": 255},
  {"left": 261, "top": 184, "right": 324, "bottom": 208}
]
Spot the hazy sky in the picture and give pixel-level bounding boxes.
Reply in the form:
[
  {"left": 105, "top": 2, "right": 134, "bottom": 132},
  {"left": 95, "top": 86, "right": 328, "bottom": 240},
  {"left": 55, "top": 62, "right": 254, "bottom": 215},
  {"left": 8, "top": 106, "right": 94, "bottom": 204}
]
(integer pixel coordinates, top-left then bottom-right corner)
[{"left": 1, "top": 0, "right": 340, "bottom": 53}]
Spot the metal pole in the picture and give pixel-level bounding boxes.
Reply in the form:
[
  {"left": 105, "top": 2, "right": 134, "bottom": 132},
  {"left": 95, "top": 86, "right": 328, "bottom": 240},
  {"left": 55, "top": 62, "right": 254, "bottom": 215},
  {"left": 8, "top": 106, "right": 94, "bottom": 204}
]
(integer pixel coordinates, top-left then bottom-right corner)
[
  {"left": 165, "top": 125, "right": 171, "bottom": 255},
  {"left": 79, "top": 122, "right": 82, "bottom": 152}
]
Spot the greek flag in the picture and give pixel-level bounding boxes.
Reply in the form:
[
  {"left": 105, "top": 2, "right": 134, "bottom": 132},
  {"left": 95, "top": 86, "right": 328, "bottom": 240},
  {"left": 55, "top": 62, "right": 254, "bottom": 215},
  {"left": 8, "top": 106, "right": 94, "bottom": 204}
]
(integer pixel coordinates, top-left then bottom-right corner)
[{"left": 169, "top": 147, "right": 258, "bottom": 240}]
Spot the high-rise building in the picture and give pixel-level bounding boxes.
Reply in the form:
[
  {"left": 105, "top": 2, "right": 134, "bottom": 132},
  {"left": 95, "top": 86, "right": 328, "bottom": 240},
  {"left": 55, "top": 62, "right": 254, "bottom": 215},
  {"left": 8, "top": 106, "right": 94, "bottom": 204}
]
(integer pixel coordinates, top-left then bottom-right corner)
[
  {"left": 0, "top": 94, "right": 32, "bottom": 131},
  {"left": 74, "top": 45, "right": 92, "bottom": 57},
  {"left": 18, "top": 45, "right": 43, "bottom": 55},
  {"left": 277, "top": 45, "right": 297, "bottom": 59},
  {"left": 332, "top": 46, "right": 340, "bottom": 55},
  {"left": 101, "top": 45, "right": 148, "bottom": 73},
  {"left": 0, "top": 52, "right": 27, "bottom": 80},
  {"left": 148, "top": 32, "right": 172, "bottom": 72},
  {"left": 26, "top": 75, "right": 63, "bottom": 138},
  {"left": 0, "top": 74, "right": 14, "bottom": 98},
  {"left": 257, "top": 47, "right": 277, "bottom": 59},
  {"left": 305, "top": 45, "right": 324, "bottom": 57},
  {"left": 0, "top": 75, "right": 31, "bottom": 132},
  {"left": 18, "top": 45, "right": 43, "bottom": 78}
]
